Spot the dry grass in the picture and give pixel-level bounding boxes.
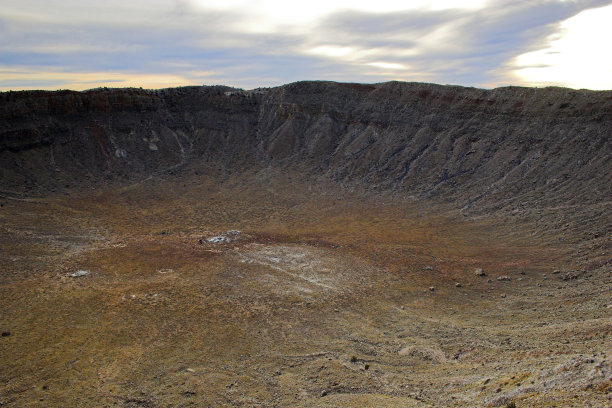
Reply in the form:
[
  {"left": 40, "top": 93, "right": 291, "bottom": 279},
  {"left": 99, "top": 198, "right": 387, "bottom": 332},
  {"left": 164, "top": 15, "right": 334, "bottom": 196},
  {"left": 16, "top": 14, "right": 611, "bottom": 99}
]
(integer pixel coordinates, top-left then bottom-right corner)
[{"left": 0, "top": 174, "right": 609, "bottom": 407}]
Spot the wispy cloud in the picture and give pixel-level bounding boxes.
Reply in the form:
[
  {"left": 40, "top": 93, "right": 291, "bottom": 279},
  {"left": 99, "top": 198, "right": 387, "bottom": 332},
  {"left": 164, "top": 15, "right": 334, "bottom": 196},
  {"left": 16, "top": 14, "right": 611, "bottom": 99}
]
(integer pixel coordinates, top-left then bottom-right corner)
[{"left": 0, "top": 0, "right": 610, "bottom": 90}]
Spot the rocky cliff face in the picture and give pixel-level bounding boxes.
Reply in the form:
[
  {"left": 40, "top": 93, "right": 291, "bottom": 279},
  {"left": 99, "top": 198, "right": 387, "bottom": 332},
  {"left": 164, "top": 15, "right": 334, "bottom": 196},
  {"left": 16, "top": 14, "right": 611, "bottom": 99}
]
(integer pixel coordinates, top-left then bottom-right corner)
[{"left": 1, "top": 81, "right": 610, "bottom": 211}]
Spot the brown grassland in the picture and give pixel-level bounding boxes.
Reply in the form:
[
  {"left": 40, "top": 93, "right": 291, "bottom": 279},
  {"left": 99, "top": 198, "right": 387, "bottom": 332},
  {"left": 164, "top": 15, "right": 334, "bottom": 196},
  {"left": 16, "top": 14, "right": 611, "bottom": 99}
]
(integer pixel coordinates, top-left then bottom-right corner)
[{"left": 0, "top": 172, "right": 610, "bottom": 407}]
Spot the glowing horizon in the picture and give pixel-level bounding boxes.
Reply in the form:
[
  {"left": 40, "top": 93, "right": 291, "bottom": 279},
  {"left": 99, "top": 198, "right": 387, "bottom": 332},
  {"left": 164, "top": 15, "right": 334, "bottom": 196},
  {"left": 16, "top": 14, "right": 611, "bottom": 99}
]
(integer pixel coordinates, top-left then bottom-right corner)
[{"left": 1, "top": 0, "right": 611, "bottom": 91}]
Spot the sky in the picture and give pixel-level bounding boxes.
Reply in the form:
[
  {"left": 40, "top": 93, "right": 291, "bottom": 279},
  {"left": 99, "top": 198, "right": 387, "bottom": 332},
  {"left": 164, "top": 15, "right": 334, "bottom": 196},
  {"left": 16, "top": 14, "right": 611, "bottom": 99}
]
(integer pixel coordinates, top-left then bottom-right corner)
[{"left": 1, "top": 0, "right": 611, "bottom": 91}]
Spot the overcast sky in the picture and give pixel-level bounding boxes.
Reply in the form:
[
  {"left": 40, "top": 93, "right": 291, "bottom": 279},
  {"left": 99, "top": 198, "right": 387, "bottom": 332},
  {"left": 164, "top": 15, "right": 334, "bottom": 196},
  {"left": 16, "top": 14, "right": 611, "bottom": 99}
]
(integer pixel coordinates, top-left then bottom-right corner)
[{"left": 1, "top": 0, "right": 611, "bottom": 91}]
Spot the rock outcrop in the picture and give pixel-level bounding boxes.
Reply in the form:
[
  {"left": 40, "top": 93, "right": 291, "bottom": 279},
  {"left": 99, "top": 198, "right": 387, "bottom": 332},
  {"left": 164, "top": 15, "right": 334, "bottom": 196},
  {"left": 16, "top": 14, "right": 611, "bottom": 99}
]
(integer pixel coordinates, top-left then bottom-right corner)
[{"left": 1, "top": 81, "right": 610, "bottom": 212}]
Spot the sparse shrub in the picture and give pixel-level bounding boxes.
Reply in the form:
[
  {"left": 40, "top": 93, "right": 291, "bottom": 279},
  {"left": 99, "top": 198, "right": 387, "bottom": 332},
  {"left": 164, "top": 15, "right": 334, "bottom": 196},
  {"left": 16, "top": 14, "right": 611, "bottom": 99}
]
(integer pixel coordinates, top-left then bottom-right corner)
[
  {"left": 505, "top": 402, "right": 516, "bottom": 408},
  {"left": 350, "top": 355, "right": 357, "bottom": 363},
  {"left": 364, "top": 364, "right": 370, "bottom": 370}
]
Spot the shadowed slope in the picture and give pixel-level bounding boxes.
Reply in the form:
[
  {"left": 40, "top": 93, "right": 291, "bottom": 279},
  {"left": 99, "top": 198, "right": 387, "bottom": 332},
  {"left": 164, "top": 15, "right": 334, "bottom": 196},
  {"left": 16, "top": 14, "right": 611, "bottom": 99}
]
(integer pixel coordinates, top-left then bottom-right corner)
[{"left": 1, "top": 81, "right": 610, "bottom": 215}]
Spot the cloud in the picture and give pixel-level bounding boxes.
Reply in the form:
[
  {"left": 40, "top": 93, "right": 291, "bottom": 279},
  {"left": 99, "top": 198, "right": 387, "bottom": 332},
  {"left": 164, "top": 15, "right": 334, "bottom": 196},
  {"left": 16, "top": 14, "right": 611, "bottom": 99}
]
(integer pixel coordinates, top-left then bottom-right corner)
[
  {"left": 510, "top": 2, "right": 612, "bottom": 90},
  {"left": 304, "top": 0, "right": 612, "bottom": 87},
  {"left": 0, "top": 0, "right": 610, "bottom": 90},
  {"left": 0, "top": 66, "right": 210, "bottom": 90}
]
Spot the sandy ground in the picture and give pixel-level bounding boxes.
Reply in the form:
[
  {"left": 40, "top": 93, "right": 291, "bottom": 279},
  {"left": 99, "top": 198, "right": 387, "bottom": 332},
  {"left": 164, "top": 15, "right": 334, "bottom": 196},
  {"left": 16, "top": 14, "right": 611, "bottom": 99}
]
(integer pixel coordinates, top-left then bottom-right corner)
[{"left": 0, "top": 175, "right": 610, "bottom": 407}]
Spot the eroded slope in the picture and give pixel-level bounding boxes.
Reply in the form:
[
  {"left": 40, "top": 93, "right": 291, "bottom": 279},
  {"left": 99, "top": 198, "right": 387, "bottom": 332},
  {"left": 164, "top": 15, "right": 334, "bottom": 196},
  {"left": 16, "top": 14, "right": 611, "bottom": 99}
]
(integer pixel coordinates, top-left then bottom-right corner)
[{"left": 1, "top": 82, "right": 610, "bottom": 215}]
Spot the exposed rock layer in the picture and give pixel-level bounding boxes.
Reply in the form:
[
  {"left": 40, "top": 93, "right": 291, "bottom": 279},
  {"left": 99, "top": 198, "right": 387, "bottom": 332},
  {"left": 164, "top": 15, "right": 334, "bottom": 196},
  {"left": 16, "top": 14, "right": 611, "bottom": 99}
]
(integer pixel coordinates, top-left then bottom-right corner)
[{"left": 1, "top": 81, "right": 610, "bottom": 210}]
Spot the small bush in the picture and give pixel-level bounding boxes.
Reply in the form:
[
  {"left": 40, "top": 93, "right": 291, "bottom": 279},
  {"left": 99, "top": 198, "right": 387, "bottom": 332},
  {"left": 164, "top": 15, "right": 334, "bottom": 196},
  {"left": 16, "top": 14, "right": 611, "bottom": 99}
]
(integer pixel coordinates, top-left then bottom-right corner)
[
  {"left": 350, "top": 355, "right": 357, "bottom": 363},
  {"left": 505, "top": 402, "right": 516, "bottom": 408},
  {"left": 364, "top": 364, "right": 370, "bottom": 370}
]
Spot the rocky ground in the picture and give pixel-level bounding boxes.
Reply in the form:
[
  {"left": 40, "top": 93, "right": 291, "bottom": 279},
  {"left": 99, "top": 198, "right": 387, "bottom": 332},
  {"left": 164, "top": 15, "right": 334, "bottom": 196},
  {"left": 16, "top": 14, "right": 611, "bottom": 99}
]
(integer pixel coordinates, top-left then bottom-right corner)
[
  {"left": 0, "top": 172, "right": 609, "bottom": 407},
  {"left": 1, "top": 81, "right": 610, "bottom": 406}
]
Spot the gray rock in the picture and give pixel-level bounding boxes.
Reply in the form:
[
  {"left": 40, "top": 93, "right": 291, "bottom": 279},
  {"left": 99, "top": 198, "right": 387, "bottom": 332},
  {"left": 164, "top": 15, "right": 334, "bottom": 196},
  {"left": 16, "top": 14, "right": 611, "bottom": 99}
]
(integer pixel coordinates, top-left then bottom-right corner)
[
  {"left": 497, "top": 275, "right": 511, "bottom": 281},
  {"left": 475, "top": 268, "right": 486, "bottom": 276},
  {"left": 69, "top": 269, "right": 90, "bottom": 277},
  {"left": 2, "top": 82, "right": 609, "bottom": 217},
  {"left": 562, "top": 271, "right": 580, "bottom": 281},
  {"left": 207, "top": 236, "right": 231, "bottom": 243},
  {"left": 206, "top": 230, "right": 242, "bottom": 244}
]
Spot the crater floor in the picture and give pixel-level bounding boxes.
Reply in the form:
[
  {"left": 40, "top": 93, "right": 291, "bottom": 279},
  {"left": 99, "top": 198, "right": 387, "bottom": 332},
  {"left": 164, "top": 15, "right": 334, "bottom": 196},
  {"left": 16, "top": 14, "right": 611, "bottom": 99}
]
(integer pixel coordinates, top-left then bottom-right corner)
[{"left": 0, "top": 174, "right": 609, "bottom": 407}]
